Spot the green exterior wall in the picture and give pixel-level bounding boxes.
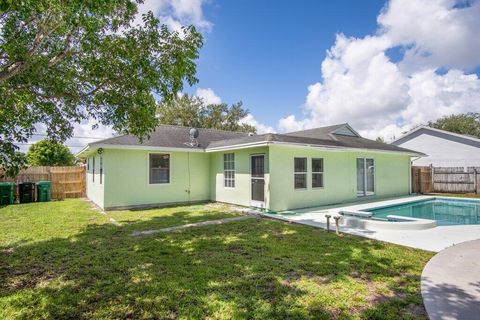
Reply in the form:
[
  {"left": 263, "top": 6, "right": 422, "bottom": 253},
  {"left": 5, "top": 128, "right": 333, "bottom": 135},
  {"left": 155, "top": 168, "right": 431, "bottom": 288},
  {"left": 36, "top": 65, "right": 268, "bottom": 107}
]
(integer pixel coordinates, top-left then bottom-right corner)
[
  {"left": 209, "top": 147, "right": 269, "bottom": 208},
  {"left": 101, "top": 149, "right": 211, "bottom": 210},
  {"left": 85, "top": 144, "right": 411, "bottom": 211},
  {"left": 268, "top": 145, "right": 411, "bottom": 211}
]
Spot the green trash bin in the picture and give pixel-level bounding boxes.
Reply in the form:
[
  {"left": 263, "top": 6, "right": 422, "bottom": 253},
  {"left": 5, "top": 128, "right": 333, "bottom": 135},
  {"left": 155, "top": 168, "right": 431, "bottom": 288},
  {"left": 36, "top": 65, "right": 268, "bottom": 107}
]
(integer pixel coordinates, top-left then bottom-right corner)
[
  {"left": 0, "top": 182, "right": 15, "bottom": 205},
  {"left": 36, "top": 181, "right": 52, "bottom": 202}
]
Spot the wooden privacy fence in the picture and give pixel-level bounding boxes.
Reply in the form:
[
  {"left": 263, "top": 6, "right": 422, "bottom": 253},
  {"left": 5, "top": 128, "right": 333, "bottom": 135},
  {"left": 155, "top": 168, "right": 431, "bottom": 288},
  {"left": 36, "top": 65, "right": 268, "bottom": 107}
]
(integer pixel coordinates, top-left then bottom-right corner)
[
  {"left": 412, "top": 166, "right": 480, "bottom": 194},
  {"left": 0, "top": 166, "right": 86, "bottom": 200}
]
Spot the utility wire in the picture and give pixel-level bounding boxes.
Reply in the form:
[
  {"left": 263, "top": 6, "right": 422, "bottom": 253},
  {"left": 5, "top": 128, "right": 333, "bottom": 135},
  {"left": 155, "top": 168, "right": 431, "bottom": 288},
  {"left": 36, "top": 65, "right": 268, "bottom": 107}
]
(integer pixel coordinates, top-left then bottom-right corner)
[
  {"left": 30, "top": 133, "right": 106, "bottom": 139},
  {"left": 16, "top": 143, "right": 86, "bottom": 148}
]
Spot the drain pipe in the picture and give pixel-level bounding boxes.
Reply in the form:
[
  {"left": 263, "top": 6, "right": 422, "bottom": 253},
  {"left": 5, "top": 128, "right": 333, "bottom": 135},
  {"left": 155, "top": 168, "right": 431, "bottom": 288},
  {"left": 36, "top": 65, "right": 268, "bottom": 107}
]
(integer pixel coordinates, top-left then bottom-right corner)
[{"left": 325, "top": 214, "right": 331, "bottom": 232}]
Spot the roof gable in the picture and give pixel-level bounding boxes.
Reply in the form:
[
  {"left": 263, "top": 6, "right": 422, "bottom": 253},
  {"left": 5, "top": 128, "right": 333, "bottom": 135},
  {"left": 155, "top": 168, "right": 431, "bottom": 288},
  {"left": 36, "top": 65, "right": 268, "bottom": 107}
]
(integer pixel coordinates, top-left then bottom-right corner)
[
  {"left": 283, "top": 123, "right": 360, "bottom": 140},
  {"left": 331, "top": 124, "right": 360, "bottom": 137}
]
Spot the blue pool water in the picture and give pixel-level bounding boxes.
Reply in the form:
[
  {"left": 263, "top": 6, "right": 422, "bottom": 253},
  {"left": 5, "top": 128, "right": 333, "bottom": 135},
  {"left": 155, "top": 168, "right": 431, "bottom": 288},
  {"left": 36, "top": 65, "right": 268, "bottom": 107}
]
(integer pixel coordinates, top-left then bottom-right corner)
[{"left": 365, "top": 198, "right": 480, "bottom": 226}]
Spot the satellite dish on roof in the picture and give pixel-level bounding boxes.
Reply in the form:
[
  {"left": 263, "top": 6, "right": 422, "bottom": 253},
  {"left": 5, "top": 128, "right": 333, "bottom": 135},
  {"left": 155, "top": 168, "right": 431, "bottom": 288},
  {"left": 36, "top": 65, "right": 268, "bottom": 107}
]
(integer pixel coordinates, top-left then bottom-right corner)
[
  {"left": 184, "top": 127, "right": 199, "bottom": 147},
  {"left": 190, "top": 127, "right": 199, "bottom": 139}
]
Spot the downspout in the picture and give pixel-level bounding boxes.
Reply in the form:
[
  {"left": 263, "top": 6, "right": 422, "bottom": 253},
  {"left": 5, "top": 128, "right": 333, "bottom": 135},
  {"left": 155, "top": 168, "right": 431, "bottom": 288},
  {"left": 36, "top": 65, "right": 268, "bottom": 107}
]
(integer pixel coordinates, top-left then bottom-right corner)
[{"left": 409, "top": 156, "right": 421, "bottom": 194}]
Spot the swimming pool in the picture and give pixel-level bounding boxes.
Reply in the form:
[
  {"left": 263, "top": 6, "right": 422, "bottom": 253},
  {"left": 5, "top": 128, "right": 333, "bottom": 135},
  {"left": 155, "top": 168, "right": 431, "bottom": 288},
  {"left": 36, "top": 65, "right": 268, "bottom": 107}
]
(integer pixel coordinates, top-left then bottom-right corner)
[{"left": 365, "top": 198, "right": 480, "bottom": 226}]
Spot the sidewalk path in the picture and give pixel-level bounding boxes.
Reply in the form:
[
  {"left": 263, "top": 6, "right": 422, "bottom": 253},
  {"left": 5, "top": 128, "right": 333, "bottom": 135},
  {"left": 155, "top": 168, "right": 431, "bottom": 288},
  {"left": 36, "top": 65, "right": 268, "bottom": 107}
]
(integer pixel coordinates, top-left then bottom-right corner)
[{"left": 421, "top": 239, "right": 480, "bottom": 320}]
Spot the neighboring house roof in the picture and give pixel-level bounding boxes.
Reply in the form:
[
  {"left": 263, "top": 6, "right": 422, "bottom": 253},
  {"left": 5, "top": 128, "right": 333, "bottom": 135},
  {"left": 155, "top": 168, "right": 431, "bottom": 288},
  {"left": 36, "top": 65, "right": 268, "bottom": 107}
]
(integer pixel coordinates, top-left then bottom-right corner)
[
  {"left": 391, "top": 125, "right": 480, "bottom": 148},
  {"left": 77, "top": 123, "right": 425, "bottom": 157}
]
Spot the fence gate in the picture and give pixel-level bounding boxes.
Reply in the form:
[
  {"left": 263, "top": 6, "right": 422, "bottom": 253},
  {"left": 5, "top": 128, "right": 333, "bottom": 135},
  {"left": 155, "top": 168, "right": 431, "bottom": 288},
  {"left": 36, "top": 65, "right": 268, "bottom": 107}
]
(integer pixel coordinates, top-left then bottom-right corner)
[{"left": 411, "top": 166, "right": 433, "bottom": 193}]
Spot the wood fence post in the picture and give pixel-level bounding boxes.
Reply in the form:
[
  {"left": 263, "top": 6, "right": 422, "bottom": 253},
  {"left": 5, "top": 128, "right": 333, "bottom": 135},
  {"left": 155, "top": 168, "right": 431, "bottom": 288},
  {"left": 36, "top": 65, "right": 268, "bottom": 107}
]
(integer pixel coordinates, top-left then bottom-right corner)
[
  {"left": 475, "top": 169, "right": 478, "bottom": 194},
  {"left": 430, "top": 164, "right": 434, "bottom": 193}
]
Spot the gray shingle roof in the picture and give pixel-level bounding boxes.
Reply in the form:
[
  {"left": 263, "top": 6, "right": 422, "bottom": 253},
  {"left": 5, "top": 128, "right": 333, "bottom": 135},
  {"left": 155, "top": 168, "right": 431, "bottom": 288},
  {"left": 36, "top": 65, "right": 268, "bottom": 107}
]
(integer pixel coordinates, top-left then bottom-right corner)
[
  {"left": 88, "top": 123, "right": 425, "bottom": 156},
  {"left": 91, "top": 125, "right": 249, "bottom": 149}
]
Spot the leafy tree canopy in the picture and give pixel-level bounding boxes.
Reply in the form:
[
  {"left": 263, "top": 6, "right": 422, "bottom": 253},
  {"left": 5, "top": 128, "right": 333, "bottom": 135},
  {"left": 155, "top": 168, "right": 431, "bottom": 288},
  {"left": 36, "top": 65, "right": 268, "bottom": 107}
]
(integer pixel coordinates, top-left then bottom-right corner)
[
  {"left": 157, "top": 94, "right": 257, "bottom": 133},
  {"left": 26, "top": 139, "right": 75, "bottom": 166},
  {"left": 428, "top": 113, "right": 480, "bottom": 138},
  {"left": 0, "top": 0, "right": 203, "bottom": 176}
]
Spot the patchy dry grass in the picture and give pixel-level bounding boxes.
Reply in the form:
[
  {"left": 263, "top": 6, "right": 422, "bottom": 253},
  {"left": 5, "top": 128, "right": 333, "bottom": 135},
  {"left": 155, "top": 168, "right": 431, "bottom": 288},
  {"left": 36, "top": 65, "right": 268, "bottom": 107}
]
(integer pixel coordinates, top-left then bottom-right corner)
[{"left": 0, "top": 199, "right": 433, "bottom": 319}]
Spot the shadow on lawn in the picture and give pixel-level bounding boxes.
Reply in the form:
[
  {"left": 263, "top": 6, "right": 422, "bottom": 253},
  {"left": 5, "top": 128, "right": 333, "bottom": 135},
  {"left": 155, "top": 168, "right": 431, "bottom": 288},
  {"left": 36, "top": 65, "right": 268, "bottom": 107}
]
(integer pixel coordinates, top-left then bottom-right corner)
[
  {"left": 0, "top": 215, "right": 431, "bottom": 319},
  {"left": 115, "top": 210, "right": 240, "bottom": 231}
]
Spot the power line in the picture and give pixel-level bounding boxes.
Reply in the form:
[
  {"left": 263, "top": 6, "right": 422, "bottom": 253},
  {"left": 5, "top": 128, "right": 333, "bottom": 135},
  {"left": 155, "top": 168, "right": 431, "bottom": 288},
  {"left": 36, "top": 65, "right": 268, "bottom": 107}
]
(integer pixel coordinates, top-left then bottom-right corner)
[
  {"left": 30, "top": 133, "right": 106, "bottom": 139},
  {"left": 16, "top": 143, "right": 86, "bottom": 148}
]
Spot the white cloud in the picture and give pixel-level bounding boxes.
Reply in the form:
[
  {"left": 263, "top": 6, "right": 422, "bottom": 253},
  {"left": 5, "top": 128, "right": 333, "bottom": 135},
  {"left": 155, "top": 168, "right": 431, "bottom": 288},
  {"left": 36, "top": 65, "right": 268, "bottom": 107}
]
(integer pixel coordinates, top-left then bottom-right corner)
[
  {"left": 134, "top": 0, "right": 212, "bottom": 32},
  {"left": 193, "top": 88, "right": 274, "bottom": 134},
  {"left": 378, "top": 0, "right": 480, "bottom": 71},
  {"left": 240, "top": 114, "right": 275, "bottom": 134},
  {"left": 194, "top": 87, "right": 222, "bottom": 105},
  {"left": 279, "top": 0, "right": 480, "bottom": 141}
]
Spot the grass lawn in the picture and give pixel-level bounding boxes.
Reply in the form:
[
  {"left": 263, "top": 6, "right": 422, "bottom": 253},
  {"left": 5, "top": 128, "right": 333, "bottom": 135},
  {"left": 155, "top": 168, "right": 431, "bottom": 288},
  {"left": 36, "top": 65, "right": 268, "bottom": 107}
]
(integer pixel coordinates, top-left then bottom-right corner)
[
  {"left": 107, "top": 202, "right": 242, "bottom": 232},
  {"left": 0, "top": 199, "right": 434, "bottom": 319}
]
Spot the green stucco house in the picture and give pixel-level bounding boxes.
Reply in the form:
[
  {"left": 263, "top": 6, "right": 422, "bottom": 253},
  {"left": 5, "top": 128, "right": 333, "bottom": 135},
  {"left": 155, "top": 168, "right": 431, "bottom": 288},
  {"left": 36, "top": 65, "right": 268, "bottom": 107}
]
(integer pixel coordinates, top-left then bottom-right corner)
[{"left": 77, "top": 123, "right": 424, "bottom": 211}]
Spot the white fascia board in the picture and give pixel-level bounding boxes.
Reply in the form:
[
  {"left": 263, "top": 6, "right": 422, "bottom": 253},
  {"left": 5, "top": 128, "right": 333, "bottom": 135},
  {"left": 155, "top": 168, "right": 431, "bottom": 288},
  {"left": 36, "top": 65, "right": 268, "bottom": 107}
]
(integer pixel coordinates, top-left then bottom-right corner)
[
  {"left": 205, "top": 142, "right": 270, "bottom": 152},
  {"left": 270, "top": 142, "right": 426, "bottom": 156},
  {"left": 206, "top": 140, "right": 425, "bottom": 156},
  {"left": 76, "top": 145, "right": 92, "bottom": 158}
]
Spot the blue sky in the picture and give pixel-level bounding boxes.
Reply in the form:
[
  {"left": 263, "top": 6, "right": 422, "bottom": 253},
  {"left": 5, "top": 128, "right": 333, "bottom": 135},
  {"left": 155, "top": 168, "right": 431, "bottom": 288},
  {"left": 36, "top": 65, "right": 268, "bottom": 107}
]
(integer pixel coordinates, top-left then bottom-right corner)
[
  {"left": 177, "top": 0, "right": 480, "bottom": 138},
  {"left": 26, "top": 0, "right": 480, "bottom": 152},
  {"left": 187, "top": 1, "right": 386, "bottom": 127}
]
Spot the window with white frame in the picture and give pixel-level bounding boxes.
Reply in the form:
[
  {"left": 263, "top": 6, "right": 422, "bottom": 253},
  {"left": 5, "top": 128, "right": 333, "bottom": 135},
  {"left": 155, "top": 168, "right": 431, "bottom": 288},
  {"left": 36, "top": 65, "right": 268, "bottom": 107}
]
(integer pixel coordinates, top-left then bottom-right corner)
[
  {"left": 92, "top": 156, "right": 95, "bottom": 183},
  {"left": 294, "top": 157, "right": 307, "bottom": 189},
  {"left": 312, "top": 158, "right": 324, "bottom": 188},
  {"left": 223, "top": 153, "right": 235, "bottom": 188},
  {"left": 149, "top": 154, "right": 170, "bottom": 184}
]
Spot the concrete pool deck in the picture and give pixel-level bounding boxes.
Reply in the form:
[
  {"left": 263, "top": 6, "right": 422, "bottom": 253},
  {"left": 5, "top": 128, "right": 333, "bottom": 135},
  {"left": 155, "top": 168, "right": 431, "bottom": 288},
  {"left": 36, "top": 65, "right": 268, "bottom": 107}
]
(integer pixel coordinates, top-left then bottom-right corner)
[
  {"left": 262, "top": 195, "right": 480, "bottom": 252},
  {"left": 421, "top": 239, "right": 480, "bottom": 319}
]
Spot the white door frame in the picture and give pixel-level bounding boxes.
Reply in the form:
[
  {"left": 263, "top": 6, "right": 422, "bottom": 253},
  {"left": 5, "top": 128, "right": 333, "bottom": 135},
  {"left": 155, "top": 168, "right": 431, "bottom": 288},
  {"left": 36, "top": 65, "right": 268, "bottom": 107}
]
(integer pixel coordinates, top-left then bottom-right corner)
[{"left": 250, "top": 154, "right": 265, "bottom": 208}]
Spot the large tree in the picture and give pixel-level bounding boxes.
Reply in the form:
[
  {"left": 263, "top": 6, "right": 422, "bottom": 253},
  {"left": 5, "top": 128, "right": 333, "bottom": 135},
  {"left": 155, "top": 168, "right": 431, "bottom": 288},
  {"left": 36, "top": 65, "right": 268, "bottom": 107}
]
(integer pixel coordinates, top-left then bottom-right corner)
[
  {"left": 157, "top": 94, "right": 257, "bottom": 133},
  {"left": 26, "top": 139, "right": 75, "bottom": 166},
  {"left": 428, "top": 113, "right": 480, "bottom": 138},
  {"left": 0, "top": 0, "right": 203, "bottom": 176}
]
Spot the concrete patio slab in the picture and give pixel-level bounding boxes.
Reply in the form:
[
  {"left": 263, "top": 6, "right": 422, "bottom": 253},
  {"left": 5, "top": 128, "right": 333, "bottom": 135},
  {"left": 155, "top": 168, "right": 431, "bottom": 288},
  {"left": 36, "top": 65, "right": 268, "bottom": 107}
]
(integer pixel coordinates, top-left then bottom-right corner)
[
  {"left": 262, "top": 196, "right": 480, "bottom": 252},
  {"left": 421, "top": 239, "right": 480, "bottom": 320}
]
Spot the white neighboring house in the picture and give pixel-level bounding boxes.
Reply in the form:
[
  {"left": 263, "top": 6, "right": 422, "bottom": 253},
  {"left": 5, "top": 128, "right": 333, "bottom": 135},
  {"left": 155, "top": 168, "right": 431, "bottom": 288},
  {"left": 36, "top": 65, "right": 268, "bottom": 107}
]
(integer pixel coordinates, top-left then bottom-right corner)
[{"left": 391, "top": 126, "right": 480, "bottom": 167}]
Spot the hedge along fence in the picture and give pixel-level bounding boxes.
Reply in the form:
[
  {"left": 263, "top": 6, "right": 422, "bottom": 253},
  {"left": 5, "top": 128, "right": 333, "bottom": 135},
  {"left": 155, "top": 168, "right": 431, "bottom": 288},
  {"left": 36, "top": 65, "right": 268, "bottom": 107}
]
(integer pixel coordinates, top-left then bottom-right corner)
[{"left": 0, "top": 166, "right": 86, "bottom": 200}]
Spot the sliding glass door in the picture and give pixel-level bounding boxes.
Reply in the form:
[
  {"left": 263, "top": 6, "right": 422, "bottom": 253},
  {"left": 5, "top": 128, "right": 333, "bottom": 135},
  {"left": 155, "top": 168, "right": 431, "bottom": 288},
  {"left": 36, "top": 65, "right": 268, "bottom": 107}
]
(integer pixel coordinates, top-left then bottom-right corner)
[{"left": 357, "top": 158, "right": 375, "bottom": 197}]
